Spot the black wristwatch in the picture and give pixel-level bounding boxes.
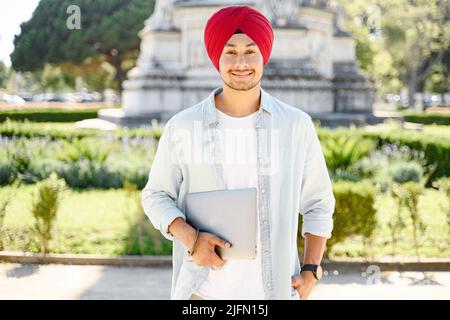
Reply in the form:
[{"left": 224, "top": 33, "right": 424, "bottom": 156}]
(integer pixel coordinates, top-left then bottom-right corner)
[{"left": 300, "top": 264, "right": 323, "bottom": 280}]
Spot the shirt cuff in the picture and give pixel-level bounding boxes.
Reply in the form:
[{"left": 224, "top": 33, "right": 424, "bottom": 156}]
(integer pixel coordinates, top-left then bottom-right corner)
[
  {"left": 161, "top": 208, "right": 186, "bottom": 241},
  {"left": 301, "top": 217, "right": 333, "bottom": 239}
]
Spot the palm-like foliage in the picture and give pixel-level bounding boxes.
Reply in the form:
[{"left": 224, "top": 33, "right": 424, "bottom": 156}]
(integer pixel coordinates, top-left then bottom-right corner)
[
  {"left": 322, "top": 135, "right": 376, "bottom": 172},
  {"left": 57, "top": 138, "right": 110, "bottom": 164}
]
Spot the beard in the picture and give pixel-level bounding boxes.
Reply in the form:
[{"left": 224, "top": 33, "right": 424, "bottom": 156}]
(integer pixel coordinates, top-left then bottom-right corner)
[{"left": 221, "top": 71, "right": 262, "bottom": 91}]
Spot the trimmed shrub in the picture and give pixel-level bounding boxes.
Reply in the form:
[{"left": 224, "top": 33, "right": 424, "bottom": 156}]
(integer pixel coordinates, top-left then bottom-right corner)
[
  {"left": 0, "top": 119, "right": 163, "bottom": 142},
  {"left": 0, "top": 109, "right": 99, "bottom": 123},
  {"left": 403, "top": 113, "right": 450, "bottom": 125},
  {"left": 0, "top": 119, "right": 97, "bottom": 140},
  {"left": 298, "top": 180, "right": 377, "bottom": 256}
]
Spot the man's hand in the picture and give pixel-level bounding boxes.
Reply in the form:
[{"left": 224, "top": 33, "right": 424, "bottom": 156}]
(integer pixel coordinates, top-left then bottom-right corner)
[
  {"left": 192, "top": 232, "right": 232, "bottom": 268},
  {"left": 167, "top": 218, "right": 232, "bottom": 268},
  {"left": 291, "top": 272, "right": 317, "bottom": 300}
]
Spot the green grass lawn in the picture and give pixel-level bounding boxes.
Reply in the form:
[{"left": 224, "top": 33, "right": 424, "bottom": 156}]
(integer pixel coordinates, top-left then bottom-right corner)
[
  {"left": 1, "top": 184, "right": 448, "bottom": 258},
  {"left": 0, "top": 184, "right": 171, "bottom": 255},
  {"left": 421, "top": 124, "right": 450, "bottom": 138}
]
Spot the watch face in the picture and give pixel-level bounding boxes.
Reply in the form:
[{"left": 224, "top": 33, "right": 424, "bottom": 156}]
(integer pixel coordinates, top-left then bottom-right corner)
[{"left": 316, "top": 265, "right": 323, "bottom": 280}]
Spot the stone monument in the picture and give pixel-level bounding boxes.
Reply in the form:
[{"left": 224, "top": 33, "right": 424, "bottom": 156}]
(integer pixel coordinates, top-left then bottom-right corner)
[{"left": 99, "top": 0, "right": 375, "bottom": 127}]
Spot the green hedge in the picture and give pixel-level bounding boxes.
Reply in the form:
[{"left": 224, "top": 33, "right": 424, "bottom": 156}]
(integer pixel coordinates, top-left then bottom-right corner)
[
  {"left": 298, "top": 180, "right": 378, "bottom": 256},
  {"left": 318, "top": 127, "right": 449, "bottom": 184},
  {"left": 0, "top": 120, "right": 98, "bottom": 140},
  {"left": 403, "top": 112, "right": 450, "bottom": 125},
  {"left": 361, "top": 130, "right": 450, "bottom": 183},
  {"left": 0, "top": 109, "right": 99, "bottom": 123},
  {"left": 0, "top": 120, "right": 162, "bottom": 141}
]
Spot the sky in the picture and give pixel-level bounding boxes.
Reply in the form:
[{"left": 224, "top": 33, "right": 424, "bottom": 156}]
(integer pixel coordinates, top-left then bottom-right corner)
[{"left": 0, "top": 0, "right": 40, "bottom": 67}]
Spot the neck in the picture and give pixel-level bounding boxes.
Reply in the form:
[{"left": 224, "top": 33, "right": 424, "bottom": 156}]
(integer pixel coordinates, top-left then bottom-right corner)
[{"left": 215, "top": 84, "right": 261, "bottom": 117}]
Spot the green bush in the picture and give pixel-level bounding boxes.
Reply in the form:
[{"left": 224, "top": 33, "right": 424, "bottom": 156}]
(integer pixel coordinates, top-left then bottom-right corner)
[
  {"left": 330, "top": 168, "right": 362, "bottom": 182},
  {"left": 318, "top": 126, "right": 449, "bottom": 184},
  {"left": 322, "top": 134, "right": 376, "bottom": 173},
  {"left": 403, "top": 112, "right": 450, "bottom": 125},
  {"left": 298, "top": 180, "right": 377, "bottom": 256},
  {"left": 57, "top": 138, "right": 110, "bottom": 164},
  {"left": 52, "top": 160, "right": 123, "bottom": 189},
  {"left": 390, "top": 162, "right": 424, "bottom": 184},
  {"left": 0, "top": 109, "right": 99, "bottom": 123},
  {"left": 31, "top": 173, "right": 66, "bottom": 254},
  {"left": 0, "top": 132, "right": 155, "bottom": 189},
  {"left": 0, "top": 139, "right": 35, "bottom": 185},
  {"left": 27, "top": 157, "right": 149, "bottom": 190},
  {"left": 0, "top": 161, "right": 14, "bottom": 186},
  {"left": 361, "top": 130, "right": 449, "bottom": 184},
  {"left": 328, "top": 181, "right": 377, "bottom": 251}
]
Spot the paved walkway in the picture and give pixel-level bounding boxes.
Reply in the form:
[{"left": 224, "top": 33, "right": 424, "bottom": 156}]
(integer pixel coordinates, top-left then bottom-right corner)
[{"left": 1, "top": 263, "right": 449, "bottom": 300}]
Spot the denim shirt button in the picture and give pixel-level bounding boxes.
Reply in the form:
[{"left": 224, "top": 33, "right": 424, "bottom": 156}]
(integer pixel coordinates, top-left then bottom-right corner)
[{"left": 261, "top": 188, "right": 266, "bottom": 193}]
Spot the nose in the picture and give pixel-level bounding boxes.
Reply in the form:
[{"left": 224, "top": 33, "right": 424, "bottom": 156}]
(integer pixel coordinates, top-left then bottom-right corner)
[{"left": 233, "top": 53, "right": 249, "bottom": 69}]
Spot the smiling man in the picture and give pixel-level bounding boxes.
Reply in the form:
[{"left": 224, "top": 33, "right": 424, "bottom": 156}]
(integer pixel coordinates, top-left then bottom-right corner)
[{"left": 141, "top": 5, "right": 335, "bottom": 300}]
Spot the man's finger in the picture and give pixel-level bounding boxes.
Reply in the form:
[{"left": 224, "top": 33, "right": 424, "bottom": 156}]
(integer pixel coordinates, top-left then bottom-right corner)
[
  {"left": 300, "top": 291, "right": 310, "bottom": 300},
  {"left": 291, "top": 276, "right": 302, "bottom": 288},
  {"left": 211, "top": 252, "right": 225, "bottom": 267},
  {"left": 211, "top": 236, "right": 232, "bottom": 249}
]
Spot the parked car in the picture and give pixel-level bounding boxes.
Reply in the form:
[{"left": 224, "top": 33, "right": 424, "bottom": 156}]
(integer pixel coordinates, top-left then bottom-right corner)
[
  {"left": 423, "top": 94, "right": 442, "bottom": 108},
  {"left": 1, "top": 94, "right": 26, "bottom": 105}
]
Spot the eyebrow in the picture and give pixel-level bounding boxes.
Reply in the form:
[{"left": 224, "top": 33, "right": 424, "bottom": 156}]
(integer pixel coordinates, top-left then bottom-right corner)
[{"left": 224, "top": 42, "right": 257, "bottom": 48}]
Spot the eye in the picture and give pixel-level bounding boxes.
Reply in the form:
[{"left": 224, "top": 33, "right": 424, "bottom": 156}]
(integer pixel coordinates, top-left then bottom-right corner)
[
  {"left": 226, "top": 51, "right": 236, "bottom": 55},
  {"left": 246, "top": 51, "right": 256, "bottom": 54}
]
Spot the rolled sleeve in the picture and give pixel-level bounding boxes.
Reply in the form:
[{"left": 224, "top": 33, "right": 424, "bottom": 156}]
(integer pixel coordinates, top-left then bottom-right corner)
[
  {"left": 141, "top": 119, "right": 186, "bottom": 241},
  {"left": 299, "top": 117, "right": 335, "bottom": 239}
]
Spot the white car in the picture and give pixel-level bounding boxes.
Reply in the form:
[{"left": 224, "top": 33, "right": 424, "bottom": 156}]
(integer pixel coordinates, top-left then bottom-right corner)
[{"left": 1, "top": 94, "right": 26, "bottom": 105}]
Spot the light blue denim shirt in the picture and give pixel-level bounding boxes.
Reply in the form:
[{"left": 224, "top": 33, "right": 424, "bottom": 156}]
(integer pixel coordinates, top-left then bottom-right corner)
[{"left": 141, "top": 87, "right": 335, "bottom": 300}]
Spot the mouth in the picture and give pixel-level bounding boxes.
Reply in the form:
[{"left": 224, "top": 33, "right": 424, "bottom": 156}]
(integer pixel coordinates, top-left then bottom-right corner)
[{"left": 231, "top": 71, "right": 253, "bottom": 78}]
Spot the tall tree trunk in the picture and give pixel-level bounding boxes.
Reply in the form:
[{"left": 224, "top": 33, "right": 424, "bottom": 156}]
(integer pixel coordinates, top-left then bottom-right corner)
[
  {"left": 408, "top": 69, "right": 420, "bottom": 111},
  {"left": 109, "top": 54, "right": 126, "bottom": 98}
]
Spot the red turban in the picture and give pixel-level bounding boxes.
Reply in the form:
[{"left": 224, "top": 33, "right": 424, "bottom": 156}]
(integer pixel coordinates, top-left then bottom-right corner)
[{"left": 204, "top": 5, "right": 274, "bottom": 71}]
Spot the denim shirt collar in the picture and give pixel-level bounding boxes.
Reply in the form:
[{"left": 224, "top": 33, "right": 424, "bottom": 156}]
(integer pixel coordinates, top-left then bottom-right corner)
[{"left": 203, "top": 87, "right": 273, "bottom": 127}]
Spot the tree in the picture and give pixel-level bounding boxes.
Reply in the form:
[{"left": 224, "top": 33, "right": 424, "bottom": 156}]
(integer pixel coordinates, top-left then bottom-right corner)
[
  {"left": 0, "top": 60, "right": 9, "bottom": 88},
  {"left": 11, "top": 0, "right": 155, "bottom": 95},
  {"left": 425, "top": 46, "right": 450, "bottom": 102},
  {"left": 381, "top": 0, "right": 449, "bottom": 108},
  {"left": 339, "top": 0, "right": 450, "bottom": 105}
]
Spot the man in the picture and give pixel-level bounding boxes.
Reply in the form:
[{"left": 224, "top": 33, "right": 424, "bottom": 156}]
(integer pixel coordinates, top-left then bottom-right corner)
[{"left": 141, "top": 5, "right": 335, "bottom": 300}]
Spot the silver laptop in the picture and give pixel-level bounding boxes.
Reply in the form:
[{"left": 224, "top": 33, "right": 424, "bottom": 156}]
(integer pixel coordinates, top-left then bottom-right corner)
[{"left": 184, "top": 187, "right": 257, "bottom": 260}]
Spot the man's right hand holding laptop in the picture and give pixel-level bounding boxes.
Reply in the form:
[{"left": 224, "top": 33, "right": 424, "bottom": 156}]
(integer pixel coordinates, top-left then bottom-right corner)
[{"left": 169, "top": 217, "right": 232, "bottom": 268}]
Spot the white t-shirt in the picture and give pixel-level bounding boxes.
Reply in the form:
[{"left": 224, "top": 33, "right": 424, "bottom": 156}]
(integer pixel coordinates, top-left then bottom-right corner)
[{"left": 194, "top": 108, "right": 265, "bottom": 300}]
